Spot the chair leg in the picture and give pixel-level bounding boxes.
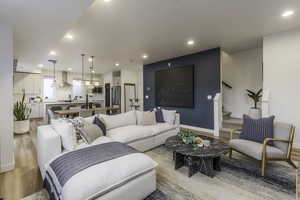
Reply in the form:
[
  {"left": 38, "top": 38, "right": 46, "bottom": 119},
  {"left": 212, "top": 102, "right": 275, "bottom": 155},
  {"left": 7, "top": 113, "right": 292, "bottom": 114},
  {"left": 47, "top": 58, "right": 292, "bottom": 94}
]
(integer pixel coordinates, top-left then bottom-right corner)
[
  {"left": 261, "top": 158, "right": 267, "bottom": 177},
  {"left": 228, "top": 148, "right": 232, "bottom": 159},
  {"left": 287, "top": 160, "right": 298, "bottom": 169}
]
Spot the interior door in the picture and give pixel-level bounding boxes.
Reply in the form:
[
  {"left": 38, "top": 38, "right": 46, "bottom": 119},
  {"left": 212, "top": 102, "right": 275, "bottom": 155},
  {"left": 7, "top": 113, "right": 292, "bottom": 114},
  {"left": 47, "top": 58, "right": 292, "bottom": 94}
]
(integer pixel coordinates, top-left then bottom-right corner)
[{"left": 124, "top": 83, "right": 136, "bottom": 112}]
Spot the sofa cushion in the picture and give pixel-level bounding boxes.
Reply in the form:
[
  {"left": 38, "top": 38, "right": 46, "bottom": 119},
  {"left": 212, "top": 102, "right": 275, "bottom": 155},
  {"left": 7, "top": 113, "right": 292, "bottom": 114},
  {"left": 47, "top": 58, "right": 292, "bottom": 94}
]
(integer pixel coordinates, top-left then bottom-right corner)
[
  {"left": 93, "top": 117, "right": 107, "bottom": 136},
  {"left": 240, "top": 115, "right": 275, "bottom": 145},
  {"left": 149, "top": 123, "right": 176, "bottom": 136},
  {"left": 155, "top": 109, "right": 165, "bottom": 123},
  {"left": 229, "top": 139, "right": 285, "bottom": 160},
  {"left": 78, "top": 123, "right": 104, "bottom": 144},
  {"left": 107, "top": 125, "right": 154, "bottom": 144},
  {"left": 141, "top": 111, "right": 157, "bottom": 126},
  {"left": 52, "top": 120, "right": 76, "bottom": 151},
  {"left": 100, "top": 111, "right": 137, "bottom": 130},
  {"left": 162, "top": 109, "right": 177, "bottom": 125}
]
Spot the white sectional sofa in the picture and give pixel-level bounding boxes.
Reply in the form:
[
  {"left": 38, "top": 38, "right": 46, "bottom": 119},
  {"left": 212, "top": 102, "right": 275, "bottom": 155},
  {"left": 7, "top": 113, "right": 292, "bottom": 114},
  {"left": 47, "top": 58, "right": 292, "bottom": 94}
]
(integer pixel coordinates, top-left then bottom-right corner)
[{"left": 37, "top": 110, "right": 180, "bottom": 178}]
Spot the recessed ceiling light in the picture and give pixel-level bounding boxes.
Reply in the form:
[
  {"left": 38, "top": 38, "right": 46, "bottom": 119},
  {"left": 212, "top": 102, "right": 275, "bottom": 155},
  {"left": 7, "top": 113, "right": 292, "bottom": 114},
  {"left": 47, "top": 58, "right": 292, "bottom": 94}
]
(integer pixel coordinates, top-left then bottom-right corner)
[
  {"left": 282, "top": 10, "right": 294, "bottom": 18},
  {"left": 92, "top": 70, "right": 95, "bottom": 73},
  {"left": 187, "top": 40, "right": 195, "bottom": 46},
  {"left": 88, "top": 57, "right": 93, "bottom": 62},
  {"left": 64, "top": 33, "right": 73, "bottom": 40},
  {"left": 67, "top": 67, "right": 72, "bottom": 71},
  {"left": 38, "top": 64, "right": 44, "bottom": 68},
  {"left": 104, "top": 0, "right": 111, "bottom": 2},
  {"left": 49, "top": 51, "right": 56, "bottom": 56},
  {"left": 115, "top": 62, "right": 120, "bottom": 66},
  {"left": 142, "top": 54, "right": 148, "bottom": 59}
]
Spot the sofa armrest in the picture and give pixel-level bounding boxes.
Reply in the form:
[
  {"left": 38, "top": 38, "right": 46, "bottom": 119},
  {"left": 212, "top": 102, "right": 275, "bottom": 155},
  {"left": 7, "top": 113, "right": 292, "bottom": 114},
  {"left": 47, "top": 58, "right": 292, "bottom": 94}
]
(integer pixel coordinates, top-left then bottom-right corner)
[{"left": 37, "top": 125, "right": 62, "bottom": 179}]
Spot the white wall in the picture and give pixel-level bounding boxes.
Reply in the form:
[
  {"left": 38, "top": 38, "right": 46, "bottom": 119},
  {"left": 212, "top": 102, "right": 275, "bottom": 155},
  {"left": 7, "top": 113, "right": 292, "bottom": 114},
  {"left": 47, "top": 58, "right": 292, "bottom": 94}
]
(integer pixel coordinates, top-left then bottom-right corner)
[
  {"left": 222, "top": 48, "right": 263, "bottom": 118},
  {"left": 263, "top": 28, "right": 300, "bottom": 147},
  {"left": 0, "top": 24, "right": 14, "bottom": 172}
]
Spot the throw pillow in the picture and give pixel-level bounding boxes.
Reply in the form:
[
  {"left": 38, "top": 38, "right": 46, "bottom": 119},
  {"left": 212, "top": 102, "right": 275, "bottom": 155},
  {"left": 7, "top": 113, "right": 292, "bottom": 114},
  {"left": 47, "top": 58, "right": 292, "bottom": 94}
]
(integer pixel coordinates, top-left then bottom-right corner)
[
  {"left": 240, "top": 115, "right": 275, "bottom": 145},
  {"left": 155, "top": 109, "right": 165, "bottom": 123},
  {"left": 93, "top": 117, "right": 107, "bottom": 136},
  {"left": 162, "top": 109, "right": 177, "bottom": 125},
  {"left": 142, "top": 111, "right": 157, "bottom": 126},
  {"left": 78, "top": 123, "right": 104, "bottom": 144},
  {"left": 136, "top": 110, "right": 143, "bottom": 125},
  {"left": 52, "top": 119, "right": 76, "bottom": 151}
]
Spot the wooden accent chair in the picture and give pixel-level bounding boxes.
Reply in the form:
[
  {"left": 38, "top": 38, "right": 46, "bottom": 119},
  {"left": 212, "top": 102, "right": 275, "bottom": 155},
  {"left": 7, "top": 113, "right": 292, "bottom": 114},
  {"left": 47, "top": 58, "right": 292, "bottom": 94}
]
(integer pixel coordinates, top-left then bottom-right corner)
[{"left": 229, "top": 122, "right": 297, "bottom": 176}]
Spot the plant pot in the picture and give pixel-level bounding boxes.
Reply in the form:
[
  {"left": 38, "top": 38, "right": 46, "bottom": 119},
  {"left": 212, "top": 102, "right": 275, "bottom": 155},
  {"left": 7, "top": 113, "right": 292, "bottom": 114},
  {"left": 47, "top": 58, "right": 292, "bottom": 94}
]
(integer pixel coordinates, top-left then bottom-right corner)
[
  {"left": 14, "top": 120, "right": 30, "bottom": 134},
  {"left": 248, "top": 108, "right": 261, "bottom": 119}
]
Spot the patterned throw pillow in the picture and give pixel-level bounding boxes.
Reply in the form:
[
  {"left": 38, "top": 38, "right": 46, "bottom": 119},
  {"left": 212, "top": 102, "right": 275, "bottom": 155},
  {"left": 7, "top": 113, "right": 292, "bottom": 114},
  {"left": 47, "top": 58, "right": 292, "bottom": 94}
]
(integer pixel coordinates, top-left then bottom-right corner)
[
  {"left": 240, "top": 115, "right": 275, "bottom": 145},
  {"left": 93, "top": 117, "right": 107, "bottom": 136}
]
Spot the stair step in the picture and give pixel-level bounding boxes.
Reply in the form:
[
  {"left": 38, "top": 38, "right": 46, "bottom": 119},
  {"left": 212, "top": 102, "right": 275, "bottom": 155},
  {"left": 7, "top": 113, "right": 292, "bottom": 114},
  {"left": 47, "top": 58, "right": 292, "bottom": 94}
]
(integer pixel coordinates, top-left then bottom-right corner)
[{"left": 223, "top": 118, "right": 243, "bottom": 126}]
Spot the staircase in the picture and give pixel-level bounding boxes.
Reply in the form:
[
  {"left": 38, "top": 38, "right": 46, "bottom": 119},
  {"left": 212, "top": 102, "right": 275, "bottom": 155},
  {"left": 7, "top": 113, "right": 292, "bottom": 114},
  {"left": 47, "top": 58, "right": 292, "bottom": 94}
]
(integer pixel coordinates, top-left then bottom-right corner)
[{"left": 220, "top": 117, "right": 243, "bottom": 140}]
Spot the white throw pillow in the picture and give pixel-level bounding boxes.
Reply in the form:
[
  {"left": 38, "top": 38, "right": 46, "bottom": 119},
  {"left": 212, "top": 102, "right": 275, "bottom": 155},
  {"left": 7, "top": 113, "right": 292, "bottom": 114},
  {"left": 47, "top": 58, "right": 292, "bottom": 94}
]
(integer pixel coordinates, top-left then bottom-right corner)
[
  {"left": 142, "top": 111, "right": 157, "bottom": 126},
  {"left": 136, "top": 110, "right": 143, "bottom": 125},
  {"left": 52, "top": 119, "right": 76, "bottom": 151},
  {"left": 101, "top": 110, "right": 137, "bottom": 130},
  {"left": 162, "top": 109, "right": 177, "bottom": 125}
]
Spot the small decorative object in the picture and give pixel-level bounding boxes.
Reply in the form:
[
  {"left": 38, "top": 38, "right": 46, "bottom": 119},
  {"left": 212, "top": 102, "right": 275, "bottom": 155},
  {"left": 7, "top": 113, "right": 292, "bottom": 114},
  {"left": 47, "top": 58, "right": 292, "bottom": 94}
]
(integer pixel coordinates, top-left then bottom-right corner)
[
  {"left": 14, "top": 90, "right": 31, "bottom": 134},
  {"left": 246, "top": 88, "right": 263, "bottom": 119},
  {"left": 194, "top": 137, "right": 204, "bottom": 147},
  {"left": 203, "top": 140, "right": 211, "bottom": 147}
]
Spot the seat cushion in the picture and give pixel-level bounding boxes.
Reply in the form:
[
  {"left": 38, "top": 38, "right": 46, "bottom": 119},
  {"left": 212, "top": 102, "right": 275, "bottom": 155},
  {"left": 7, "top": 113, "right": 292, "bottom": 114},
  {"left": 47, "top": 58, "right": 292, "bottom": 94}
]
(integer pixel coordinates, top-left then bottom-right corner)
[
  {"left": 107, "top": 125, "right": 154, "bottom": 144},
  {"left": 148, "top": 123, "right": 176, "bottom": 136},
  {"left": 229, "top": 139, "right": 285, "bottom": 160}
]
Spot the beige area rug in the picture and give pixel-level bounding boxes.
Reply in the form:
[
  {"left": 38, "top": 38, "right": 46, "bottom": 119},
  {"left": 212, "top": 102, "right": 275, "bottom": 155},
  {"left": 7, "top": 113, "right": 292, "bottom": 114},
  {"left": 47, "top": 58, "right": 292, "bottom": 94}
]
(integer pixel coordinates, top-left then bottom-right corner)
[{"left": 22, "top": 146, "right": 296, "bottom": 200}]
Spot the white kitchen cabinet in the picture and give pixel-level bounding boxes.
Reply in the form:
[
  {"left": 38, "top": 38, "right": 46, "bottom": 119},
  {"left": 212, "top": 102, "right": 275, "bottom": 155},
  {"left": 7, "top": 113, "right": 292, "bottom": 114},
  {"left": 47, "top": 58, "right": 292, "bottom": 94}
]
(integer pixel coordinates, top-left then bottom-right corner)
[
  {"left": 28, "top": 103, "right": 44, "bottom": 119},
  {"left": 13, "top": 73, "right": 42, "bottom": 95}
]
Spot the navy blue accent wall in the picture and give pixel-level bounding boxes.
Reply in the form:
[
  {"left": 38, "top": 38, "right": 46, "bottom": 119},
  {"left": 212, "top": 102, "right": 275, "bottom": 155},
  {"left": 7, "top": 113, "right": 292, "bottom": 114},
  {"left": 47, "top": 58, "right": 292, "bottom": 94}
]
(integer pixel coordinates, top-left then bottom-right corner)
[{"left": 143, "top": 48, "right": 221, "bottom": 129}]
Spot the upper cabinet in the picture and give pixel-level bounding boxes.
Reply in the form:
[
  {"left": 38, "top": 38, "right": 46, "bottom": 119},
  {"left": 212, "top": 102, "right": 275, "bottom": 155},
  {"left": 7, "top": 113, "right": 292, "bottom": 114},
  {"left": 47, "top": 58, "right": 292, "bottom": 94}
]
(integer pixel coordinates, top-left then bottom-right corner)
[{"left": 13, "top": 73, "right": 42, "bottom": 95}]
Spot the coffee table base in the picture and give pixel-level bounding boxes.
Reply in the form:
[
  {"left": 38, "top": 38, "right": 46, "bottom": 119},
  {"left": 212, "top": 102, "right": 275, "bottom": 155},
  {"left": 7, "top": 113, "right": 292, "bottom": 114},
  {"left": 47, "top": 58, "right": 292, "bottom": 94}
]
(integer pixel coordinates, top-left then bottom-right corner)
[{"left": 174, "top": 152, "right": 221, "bottom": 178}]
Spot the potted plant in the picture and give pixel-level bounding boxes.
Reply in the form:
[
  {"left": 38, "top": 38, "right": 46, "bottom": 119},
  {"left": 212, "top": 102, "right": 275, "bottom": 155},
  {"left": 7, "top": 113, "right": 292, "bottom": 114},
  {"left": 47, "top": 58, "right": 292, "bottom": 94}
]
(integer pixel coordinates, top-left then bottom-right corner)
[
  {"left": 13, "top": 91, "right": 31, "bottom": 134},
  {"left": 246, "top": 88, "right": 263, "bottom": 119}
]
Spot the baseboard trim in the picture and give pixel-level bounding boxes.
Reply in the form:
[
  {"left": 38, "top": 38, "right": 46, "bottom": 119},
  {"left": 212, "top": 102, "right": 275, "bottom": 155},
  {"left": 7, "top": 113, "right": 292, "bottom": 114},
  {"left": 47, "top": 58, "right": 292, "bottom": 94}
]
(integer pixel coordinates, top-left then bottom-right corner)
[
  {"left": 180, "top": 124, "right": 214, "bottom": 134},
  {"left": 0, "top": 161, "right": 15, "bottom": 173}
]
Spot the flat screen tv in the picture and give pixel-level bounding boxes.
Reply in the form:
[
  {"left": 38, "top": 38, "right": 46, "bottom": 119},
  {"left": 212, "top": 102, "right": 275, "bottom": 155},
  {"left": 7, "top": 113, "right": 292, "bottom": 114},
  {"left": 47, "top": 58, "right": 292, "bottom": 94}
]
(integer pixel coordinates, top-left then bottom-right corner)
[{"left": 155, "top": 65, "right": 194, "bottom": 108}]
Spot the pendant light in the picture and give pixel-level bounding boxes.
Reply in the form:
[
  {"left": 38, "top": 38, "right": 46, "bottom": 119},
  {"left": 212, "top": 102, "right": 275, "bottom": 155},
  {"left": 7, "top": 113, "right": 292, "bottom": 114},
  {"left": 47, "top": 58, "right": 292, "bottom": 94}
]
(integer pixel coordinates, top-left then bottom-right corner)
[
  {"left": 48, "top": 59, "right": 57, "bottom": 88},
  {"left": 89, "top": 56, "right": 94, "bottom": 88},
  {"left": 80, "top": 54, "right": 86, "bottom": 86}
]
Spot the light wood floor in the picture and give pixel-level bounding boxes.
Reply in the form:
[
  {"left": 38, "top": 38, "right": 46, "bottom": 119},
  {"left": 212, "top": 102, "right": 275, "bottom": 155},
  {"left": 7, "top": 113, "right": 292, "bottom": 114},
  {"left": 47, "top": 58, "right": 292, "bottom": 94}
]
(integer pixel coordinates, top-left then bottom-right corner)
[{"left": 0, "top": 122, "right": 299, "bottom": 200}]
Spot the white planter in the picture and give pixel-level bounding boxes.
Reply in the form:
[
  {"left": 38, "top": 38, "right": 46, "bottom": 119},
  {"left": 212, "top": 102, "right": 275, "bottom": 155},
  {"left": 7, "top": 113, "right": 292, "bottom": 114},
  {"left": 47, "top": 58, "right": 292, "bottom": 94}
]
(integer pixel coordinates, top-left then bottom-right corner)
[
  {"left": 248, "top": 108, "right": 261, "bottom": 119},
  {"left": 14, "top": 120, "right": 30, "bottom": 134}
]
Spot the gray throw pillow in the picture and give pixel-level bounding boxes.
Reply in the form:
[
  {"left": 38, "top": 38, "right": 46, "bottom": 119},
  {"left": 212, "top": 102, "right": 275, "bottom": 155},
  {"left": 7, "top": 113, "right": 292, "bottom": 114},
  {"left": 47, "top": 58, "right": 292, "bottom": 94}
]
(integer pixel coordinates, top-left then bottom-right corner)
[
  {"left": 78, "top": 123, "right": 103, "bottom": 144},
  {"left": 142, "top": 111, "right": 156, "bottom": 126},
  {"left": 240, "top": 115, "right": 275, "bottom": 145}
]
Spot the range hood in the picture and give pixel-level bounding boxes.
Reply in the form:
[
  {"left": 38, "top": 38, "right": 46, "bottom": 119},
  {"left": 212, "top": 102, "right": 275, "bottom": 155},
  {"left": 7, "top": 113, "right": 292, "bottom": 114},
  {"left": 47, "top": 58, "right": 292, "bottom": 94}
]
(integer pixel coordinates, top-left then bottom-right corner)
[{"left": 59, "top": 71, "right": 72, "bottom": 88}]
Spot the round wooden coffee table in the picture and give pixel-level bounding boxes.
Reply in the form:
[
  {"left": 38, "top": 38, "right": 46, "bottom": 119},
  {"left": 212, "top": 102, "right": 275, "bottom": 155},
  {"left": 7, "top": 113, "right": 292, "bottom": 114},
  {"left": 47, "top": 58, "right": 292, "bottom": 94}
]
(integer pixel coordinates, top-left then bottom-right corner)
[{"left": 165, "top": 135, "right": 230, "bottom": 178}]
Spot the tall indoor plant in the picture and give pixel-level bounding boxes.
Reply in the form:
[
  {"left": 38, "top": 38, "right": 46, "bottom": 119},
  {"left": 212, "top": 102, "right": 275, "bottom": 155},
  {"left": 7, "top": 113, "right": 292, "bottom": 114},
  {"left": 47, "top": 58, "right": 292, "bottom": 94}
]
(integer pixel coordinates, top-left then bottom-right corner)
[
  {"left": 14, "top": 90, "right": 31, "bottom": 134},
  {"left": 246, "top": 88, "right": 262, "bottom": 119}
]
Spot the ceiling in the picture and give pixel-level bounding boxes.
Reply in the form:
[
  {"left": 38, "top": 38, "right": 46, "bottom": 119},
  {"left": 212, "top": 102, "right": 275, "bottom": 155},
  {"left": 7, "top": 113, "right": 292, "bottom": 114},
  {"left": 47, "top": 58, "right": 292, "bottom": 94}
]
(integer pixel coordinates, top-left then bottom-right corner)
[{"left": 2, "top": 0, "right": 300, "bottom": 73}]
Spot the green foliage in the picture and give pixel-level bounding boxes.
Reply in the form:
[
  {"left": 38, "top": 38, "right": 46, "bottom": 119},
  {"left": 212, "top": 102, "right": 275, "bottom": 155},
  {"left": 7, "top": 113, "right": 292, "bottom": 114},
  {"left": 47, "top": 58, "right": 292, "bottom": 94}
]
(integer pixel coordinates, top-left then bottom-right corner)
[
  {"left": 246, "top": 88, "right": 263, "bottom": 109},
  {"left": 13, "top": 90, "right": 31, "bottom": 121},
  {"left": 178, "top": 130, "right": 196, "bottom": 144}
]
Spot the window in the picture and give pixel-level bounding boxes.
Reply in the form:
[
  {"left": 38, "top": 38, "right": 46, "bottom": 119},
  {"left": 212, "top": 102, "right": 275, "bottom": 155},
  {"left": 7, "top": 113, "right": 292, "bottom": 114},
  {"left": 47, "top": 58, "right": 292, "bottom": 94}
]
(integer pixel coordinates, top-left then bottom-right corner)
[
  {"left": 43, "top": 78, "right": 56, "bottom": 100},
  {"left": 72, "top": 80, "right": 86, "bottom": 97}
]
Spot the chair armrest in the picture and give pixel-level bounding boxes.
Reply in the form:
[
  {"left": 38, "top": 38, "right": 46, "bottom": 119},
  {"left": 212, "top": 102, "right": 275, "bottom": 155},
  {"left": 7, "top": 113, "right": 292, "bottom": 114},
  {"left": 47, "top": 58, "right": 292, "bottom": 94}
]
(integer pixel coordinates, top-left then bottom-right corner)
[
  {"left": 263, "top": 138, "right": 290, "bottom": 146},
  {"left": 230, "top": 128, "right": 242, "bottom": 140}
]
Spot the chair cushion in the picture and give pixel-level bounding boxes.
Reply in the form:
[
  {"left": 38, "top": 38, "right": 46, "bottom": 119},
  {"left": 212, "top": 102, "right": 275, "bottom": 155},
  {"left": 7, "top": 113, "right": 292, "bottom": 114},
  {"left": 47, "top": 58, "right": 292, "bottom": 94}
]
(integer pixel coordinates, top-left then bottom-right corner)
[
  {"left": 240, "top": 115, "right": 275, "bottom": 145},
  {"left": 229, "top": 139, "right": 285, "bottom": 160},
  {"left": 107, "top": 125, "right": 154, "bottom": 144}
]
